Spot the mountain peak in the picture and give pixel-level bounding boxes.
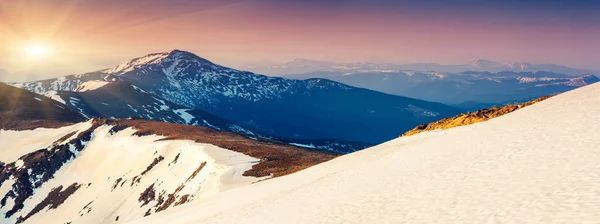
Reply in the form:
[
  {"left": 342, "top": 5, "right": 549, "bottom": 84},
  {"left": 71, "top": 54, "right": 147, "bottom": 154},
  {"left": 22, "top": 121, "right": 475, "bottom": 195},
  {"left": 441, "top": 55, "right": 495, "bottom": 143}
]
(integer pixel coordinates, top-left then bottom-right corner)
[
  {"left": 469, "top": 59, "right": 500, "bottom": 68},
  {"left": 102, "top": 50, "right": 214, "bottom": 75},
  {"left": 103, "top": 52, "right": 169, "bottom": 75},
  {"left": 163, "top": 49, "right": 214, "bottom": 65}
]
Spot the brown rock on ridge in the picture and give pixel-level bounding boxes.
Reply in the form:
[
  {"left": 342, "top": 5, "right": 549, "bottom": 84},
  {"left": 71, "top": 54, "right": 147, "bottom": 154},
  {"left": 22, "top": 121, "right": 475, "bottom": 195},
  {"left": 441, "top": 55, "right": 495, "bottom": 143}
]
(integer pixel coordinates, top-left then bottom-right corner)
[
  {"left": 402, "top": 96, "right": 551, "bottom": 137},
  {"left": 99, "top": 118, "right": 338, "bottom": 178}
]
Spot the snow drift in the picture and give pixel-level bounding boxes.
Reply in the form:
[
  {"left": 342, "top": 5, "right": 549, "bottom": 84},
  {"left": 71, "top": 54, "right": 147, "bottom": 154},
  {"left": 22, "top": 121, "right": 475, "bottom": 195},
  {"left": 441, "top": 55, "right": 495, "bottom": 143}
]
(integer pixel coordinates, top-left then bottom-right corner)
[{"left": 131, "top": 82, "right": 600, "bottom": 223}]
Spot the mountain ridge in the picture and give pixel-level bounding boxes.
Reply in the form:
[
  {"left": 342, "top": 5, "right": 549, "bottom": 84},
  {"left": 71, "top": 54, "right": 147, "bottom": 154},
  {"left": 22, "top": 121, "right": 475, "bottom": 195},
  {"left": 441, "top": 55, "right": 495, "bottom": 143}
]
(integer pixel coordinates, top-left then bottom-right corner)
[
  {"left": 12, "top": 50, "right": 462, "bottom": 146},
  {"left": 287, "top": 70, "right": 599, "bottom": 107},
  {"left": 247, "top": 58, "right": 599, "bottom": 77}
]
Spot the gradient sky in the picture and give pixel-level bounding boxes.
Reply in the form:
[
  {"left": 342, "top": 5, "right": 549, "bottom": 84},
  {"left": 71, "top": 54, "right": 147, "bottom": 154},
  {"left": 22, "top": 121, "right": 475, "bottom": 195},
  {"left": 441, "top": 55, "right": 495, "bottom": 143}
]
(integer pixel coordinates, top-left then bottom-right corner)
[{"left": 1, "top": 0, "right": 599, "bottom": 81}]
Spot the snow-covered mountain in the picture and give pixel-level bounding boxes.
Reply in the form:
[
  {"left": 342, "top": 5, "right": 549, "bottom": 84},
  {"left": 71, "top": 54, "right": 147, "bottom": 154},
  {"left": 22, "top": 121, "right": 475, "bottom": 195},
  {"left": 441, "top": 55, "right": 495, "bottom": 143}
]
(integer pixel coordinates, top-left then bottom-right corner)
[
  {"left": 131, "top": 80, "right": 600, "bottom": 224},
  {"left": 248, "top": 58, "right": 599, "bottom": 77},
  {"left": 0, "top": 99, "right": 336, "bottom": 224},
  {"left": 13, "top": 50, "right": 461, "bottom": 145},
  {"left": 48, "top": 81, "right": 254, "bottom": 134},
  {"left": 288, "top": 70, "right": 599, "bottom": 108}
]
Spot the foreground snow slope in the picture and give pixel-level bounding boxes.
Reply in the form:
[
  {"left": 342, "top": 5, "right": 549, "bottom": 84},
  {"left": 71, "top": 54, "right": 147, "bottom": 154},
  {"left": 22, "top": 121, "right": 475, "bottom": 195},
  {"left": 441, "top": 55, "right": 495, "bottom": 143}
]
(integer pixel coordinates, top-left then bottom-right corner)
[
  {"left": 0, "top": 122, "right": 263, "bottom": 223},
  {"left": 133, "top": 82, "right": 600, "bottom": 223}
]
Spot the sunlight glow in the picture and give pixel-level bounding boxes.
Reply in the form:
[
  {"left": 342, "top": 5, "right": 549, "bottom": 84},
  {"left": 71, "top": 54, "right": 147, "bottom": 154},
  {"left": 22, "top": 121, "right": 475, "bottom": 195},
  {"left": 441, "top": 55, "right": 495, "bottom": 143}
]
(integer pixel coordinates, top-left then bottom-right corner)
[{"left": 24, "top": 43, "right": 50, "bottom": 58}]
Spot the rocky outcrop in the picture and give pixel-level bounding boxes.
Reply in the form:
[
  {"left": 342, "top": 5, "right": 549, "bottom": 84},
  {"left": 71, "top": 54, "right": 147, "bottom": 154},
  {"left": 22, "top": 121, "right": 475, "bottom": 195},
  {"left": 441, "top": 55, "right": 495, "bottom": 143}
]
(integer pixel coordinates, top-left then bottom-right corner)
[{"left": 402, "top": 96, "right": 551, "bottom": 136}]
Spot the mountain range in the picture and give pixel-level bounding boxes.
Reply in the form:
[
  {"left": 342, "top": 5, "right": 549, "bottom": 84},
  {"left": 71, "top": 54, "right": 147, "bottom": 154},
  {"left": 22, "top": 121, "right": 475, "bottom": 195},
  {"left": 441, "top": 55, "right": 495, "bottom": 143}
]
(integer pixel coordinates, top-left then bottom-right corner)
[
  {"left": 285, "top": 70, "right": 599, "bottom": 108},
  {"left": 246, "top": 58, "right": 599, "bottom": 77},
  {"left": 3, "top": 53, "right": 600, "bottom": 223},
  {"left": 10, "top": 50, "right": 461, "bottom": 150}
]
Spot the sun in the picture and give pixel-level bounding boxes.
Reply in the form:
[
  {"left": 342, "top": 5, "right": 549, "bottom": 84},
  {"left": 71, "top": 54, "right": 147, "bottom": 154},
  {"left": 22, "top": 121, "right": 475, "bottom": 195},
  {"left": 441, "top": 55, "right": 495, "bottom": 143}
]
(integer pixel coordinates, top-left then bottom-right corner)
[{"left": 23, "top": 43, "right": 50, "bottom": 58}]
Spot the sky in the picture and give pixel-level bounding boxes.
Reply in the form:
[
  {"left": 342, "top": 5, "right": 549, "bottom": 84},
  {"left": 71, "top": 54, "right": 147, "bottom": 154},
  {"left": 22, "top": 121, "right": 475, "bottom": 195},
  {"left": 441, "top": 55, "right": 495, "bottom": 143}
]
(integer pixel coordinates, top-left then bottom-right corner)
[{"left": 0, "top": 0, "right": 599, "bottom": 81}]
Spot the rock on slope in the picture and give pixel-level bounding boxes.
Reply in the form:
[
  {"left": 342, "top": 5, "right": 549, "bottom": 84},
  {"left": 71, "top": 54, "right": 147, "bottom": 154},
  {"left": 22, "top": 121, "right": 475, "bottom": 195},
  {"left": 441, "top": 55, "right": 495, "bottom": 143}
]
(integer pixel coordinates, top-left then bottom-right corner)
[
  {"left": 402, "top": 96, "right": 551, "bottom": 136},
  {"left": 131, "top": 82, "right": 600, "bottom": 223}
]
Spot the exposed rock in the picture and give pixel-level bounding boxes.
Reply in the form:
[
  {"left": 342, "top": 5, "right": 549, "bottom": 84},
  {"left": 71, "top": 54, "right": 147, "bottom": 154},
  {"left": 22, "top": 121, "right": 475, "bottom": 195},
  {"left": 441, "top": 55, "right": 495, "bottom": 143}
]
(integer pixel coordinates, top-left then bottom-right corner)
[
  {"left": 138, "top": 183, "right": 157, "bottom": 207},
  {"left": 17, "top": 183, "right": 82, "bottom": 223},
  {"left": 403, "top": 96, "right": 550, "bottom": 136},
  {"left": 140, "top": 156, "right": 164, "bottom": 176},
  {"left": 95, "top": 118, "right": 337, "bottom": 177}
]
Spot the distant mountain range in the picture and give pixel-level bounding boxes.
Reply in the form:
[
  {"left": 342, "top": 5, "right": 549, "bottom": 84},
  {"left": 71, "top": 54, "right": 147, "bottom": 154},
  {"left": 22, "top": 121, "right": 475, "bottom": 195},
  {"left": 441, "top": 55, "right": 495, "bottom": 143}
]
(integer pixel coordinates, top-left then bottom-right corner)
[
  {"left": 10, "top": 50, "right": 461, "bottom": 150},
  {"left": 285, "top": 70, "right": 599, "bottom": 108},
  {"left": 245, "top": 58, "right": 599, "bottom": 77}
]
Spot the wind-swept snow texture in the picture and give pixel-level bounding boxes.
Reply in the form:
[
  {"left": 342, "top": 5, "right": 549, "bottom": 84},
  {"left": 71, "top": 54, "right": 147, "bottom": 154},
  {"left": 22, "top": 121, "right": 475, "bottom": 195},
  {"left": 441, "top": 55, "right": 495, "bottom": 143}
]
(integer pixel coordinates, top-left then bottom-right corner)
[{"left": 132, "top": 83, "right": 600, "bottom": 223}]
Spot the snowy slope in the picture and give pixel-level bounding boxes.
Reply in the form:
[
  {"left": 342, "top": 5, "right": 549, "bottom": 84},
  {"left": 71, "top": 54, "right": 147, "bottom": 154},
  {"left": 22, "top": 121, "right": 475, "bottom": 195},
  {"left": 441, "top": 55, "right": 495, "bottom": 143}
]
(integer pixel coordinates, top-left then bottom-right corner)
[
  {"left": 0, "top": 112, "right": 336, "bottom": 224},
  {"left": 75, "top": 80, "right": 110, "bottom": 92},
  {"left": 0, "top": 121, "right": 263, "bottom": 224},
  {"left": 132, "top": 82, "right": 600, "bottom": 223}
]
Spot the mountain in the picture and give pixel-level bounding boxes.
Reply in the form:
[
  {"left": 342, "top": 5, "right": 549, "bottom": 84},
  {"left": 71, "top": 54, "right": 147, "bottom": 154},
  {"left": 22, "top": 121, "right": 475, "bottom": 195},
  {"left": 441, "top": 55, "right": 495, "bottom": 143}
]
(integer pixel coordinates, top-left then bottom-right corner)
[
  {"left": 0, "top": 87, "right": 337, "bottom": 223},
  {"left": 132, "top": 81, "right": 600, "bottom": 223},
  {"left": 247, "top": 58, "right": 599, "bottom": 77},
  {"left": 13, "top": 50, "right": 462, "bottom": 145},
  {"left": 0, "top": 82, "right": 86, "bottom": 130},
  {"left": 289, "top": 70, "right": 599, "bottom": 108},
  {"left": 48, "top": 81, "right": 254, "bottom": 134},
  {"left": 45, "top": 81, "right": 371, "bottom": 152}
]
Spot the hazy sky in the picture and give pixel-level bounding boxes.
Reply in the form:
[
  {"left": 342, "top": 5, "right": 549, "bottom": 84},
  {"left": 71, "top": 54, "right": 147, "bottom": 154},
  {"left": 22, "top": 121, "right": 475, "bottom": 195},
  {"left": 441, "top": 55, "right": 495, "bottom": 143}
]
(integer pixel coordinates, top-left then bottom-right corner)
[{"left": 1, "top": 0, "right": 599, "bottom": 81}]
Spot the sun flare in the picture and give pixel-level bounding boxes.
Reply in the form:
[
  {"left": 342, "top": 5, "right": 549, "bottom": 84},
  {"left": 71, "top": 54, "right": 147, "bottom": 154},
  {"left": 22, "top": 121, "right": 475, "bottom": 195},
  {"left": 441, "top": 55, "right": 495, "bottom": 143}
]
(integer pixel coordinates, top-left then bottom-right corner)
[{"left": 23, "top": 43, "right": 50, "bottom": 58}]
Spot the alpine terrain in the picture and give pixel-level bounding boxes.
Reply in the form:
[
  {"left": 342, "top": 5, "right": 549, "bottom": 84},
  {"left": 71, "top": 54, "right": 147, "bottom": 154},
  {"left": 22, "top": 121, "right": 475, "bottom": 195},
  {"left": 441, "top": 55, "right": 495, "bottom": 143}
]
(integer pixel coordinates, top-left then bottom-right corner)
[
  {"left": 0, "top": 86, "right": 337, "bottom": 223},
  {"left": 131, "top": 80, "right": 600, "bottom": 224},
  {"left": 12, "top": 50, "right": 462, "bottom": 148}
]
